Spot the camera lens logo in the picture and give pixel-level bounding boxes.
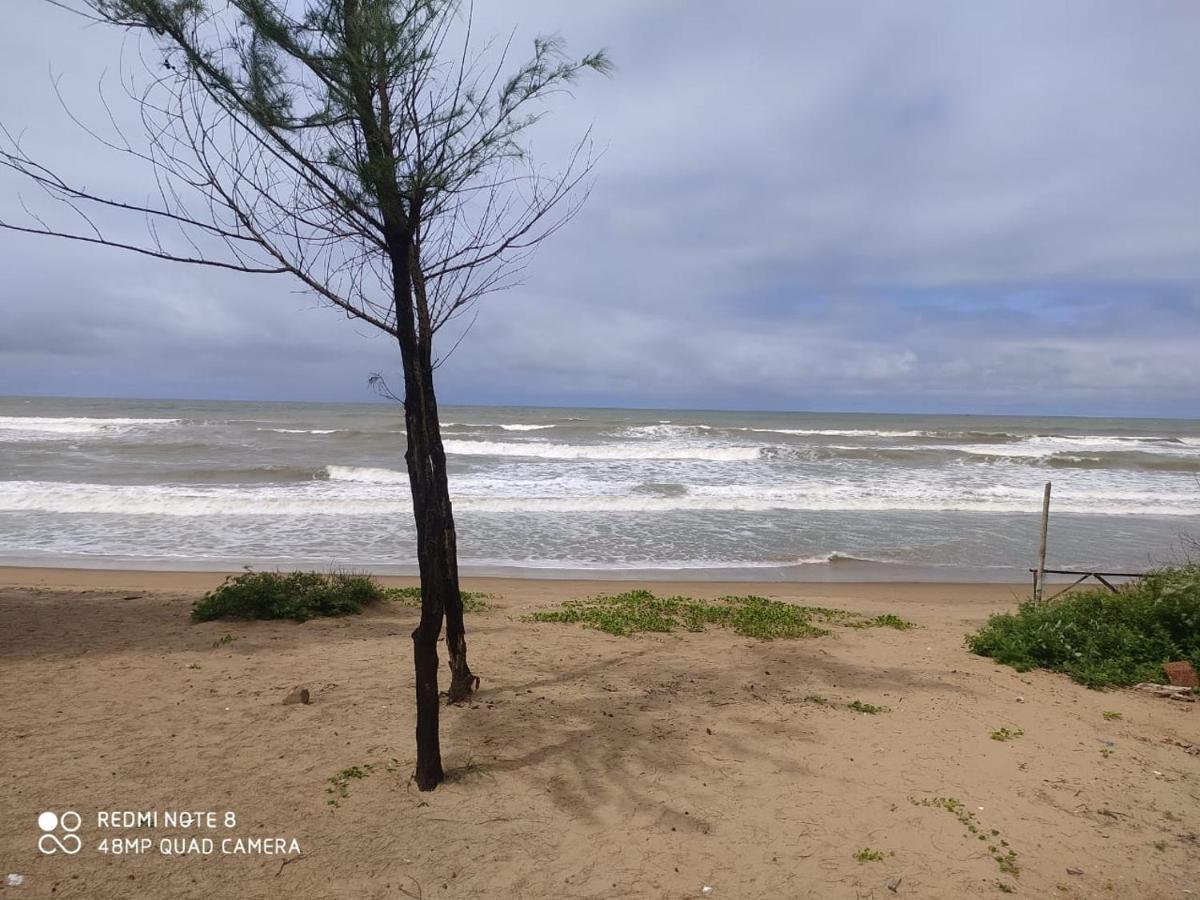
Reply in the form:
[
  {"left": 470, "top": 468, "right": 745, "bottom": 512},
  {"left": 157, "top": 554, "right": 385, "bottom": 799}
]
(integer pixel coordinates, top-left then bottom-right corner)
[{"left": 37, "top": 811, "right": 82, "bottom": 855}]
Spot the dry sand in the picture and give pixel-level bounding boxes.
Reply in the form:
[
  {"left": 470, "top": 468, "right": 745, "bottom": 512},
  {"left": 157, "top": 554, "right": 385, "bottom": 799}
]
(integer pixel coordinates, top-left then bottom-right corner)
[{"left": 1, "top": 568, "right": 1197, "bottom": 899}]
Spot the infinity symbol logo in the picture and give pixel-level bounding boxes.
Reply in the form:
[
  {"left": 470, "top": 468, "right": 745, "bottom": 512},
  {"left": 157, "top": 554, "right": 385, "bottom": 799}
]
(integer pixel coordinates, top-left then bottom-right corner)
[{"left": 37, "top": 811, "right": 82, "bottom": 855}]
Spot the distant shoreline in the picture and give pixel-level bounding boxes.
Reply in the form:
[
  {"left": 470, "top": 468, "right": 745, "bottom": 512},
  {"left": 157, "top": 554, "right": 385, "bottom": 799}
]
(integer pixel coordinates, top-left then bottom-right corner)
[{"left": 0, "top": 562, "right": 1061, "bottom": 590}]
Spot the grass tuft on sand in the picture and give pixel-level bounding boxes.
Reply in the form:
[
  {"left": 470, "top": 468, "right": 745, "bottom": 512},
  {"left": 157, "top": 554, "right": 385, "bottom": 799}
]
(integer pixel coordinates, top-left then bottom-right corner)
[
  {"left": 325, "top": 764, "right": 373, "bottom": 807},
  {"left": 383, "top": 586, "right": 492, "bottom": 612},
  {"left": 852, "top": 847, "right": 886, "bottom": 862},
  {"left": 966, "top": 565, "right": 1200, "bottom": 688},
  {"left": 989, "top": 726, "right": 1024, "bottom": 742},
  {"left": 847, "top": 700, "right": 887, "bottom": 715},
  {"left": 527, "top": 590, "right": 914, "bottom": 639}
]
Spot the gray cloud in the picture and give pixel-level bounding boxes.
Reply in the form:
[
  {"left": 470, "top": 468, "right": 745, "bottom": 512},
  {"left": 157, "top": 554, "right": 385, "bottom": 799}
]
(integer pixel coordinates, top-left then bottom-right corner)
[{"left": 1, "top": 1, "right": 1198, "bottom": 416}]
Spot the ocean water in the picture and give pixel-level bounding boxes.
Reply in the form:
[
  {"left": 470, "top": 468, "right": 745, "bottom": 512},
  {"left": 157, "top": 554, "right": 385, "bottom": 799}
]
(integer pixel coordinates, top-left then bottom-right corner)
[{"left": 1, "top": 396, "right": 1198, "bottom": 580}]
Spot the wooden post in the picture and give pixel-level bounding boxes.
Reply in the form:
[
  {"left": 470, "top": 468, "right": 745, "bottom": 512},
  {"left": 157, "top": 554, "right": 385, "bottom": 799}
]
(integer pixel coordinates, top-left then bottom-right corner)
[{"left": 1035, "top": 481, "right": 1051, "bottom": 601}]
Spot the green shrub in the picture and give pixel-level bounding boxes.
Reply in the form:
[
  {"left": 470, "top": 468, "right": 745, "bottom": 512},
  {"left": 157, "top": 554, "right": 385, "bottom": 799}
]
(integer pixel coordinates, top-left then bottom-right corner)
[
  {"left": 966, "top": 565, "right": 1200, "bottom": 689},
  {"left": 192, "top": 570, "right": 385, "bottom": 622},
  {"left": 527, "top": 590, "right": 914, "bottom": 639}
]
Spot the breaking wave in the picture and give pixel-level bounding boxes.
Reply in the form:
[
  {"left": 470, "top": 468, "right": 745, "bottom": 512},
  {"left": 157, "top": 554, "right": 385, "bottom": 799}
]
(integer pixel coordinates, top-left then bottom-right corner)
[
  {"left": 0, "top": 415, "right": 180, "bottom": 440},
  {"left": 259, "top": 428, "right": 341, "bottom": 435},
  {"left": 443, "top": 422, "right": 556, "bottom": 431},
  {"left": 442, "top": 439, "right": 762, "bottom": 461},
  {"left": 2, "top": 478, "right": 1196, "bottom": 517},
  {"left": 324, "top": 465, "right": 408, "bottom": 484}
]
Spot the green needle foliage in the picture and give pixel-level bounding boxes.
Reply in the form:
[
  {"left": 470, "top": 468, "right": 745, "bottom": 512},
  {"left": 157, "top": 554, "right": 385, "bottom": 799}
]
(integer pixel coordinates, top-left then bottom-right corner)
[
  {"left": 527, "top": 590, "right": 914, "bottom": 640},
  {"left": 966, "top": 565, "right": 1200, "bottom": 688}
]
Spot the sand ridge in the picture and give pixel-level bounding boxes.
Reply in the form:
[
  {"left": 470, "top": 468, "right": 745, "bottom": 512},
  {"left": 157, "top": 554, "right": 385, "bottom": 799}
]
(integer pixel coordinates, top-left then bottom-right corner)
[{"left": 1, "top": 572, "right": 1197, "bottom": 899}]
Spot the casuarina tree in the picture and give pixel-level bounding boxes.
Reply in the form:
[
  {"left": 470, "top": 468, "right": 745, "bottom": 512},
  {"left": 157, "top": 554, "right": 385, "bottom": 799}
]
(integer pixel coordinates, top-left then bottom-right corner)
[{"left": 0, "top": 0, "right": 608, "bottom": 790}]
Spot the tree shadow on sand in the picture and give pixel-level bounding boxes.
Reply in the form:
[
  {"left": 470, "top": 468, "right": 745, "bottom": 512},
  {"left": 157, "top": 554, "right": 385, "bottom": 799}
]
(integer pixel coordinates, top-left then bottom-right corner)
[{"left": 439, "top": 619, "right": 985, "bottom": 829}]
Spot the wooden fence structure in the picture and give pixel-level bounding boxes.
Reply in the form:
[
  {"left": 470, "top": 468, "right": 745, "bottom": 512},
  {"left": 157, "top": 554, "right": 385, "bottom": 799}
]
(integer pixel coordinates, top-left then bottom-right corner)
[{"left": 1030, "top": 481, "right": 1144, "bottom": 601}]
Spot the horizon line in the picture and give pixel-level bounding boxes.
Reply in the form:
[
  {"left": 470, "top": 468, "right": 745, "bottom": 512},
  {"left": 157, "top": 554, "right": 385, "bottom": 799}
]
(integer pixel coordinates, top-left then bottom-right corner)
[{"left": 3, "top": 391, "right": 1198, "bottom": 423}]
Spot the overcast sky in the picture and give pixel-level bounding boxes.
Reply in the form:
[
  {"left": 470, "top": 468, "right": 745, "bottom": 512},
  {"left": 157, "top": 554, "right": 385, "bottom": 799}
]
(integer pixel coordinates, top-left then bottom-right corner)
[{"left": 2, "top": 1, "right": 1198, "bottom": 417}]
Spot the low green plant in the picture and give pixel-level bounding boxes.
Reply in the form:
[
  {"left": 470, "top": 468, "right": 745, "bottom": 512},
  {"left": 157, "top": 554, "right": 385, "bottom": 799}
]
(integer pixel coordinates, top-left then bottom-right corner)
[
  {"left": 990, "top": 726, "right": 1024, "bottom": 742},
  {"left": 527, "top": 590, "right": 914, "bottom": 640},
  {"left": 847, "top": 613, "right": 915, "bottom": 631},
  {"left": 193, "top": 570, "right": 385, "bottom": 622},
  {"left": 325, "top": 764, "right": 373, "bottom": 807},
  {"left": 847, "top": 700, "right": 886, "bottom": 715},
  {"left": 1102, "top": 711, "right": 1122, "bottom": 721},
  {"left": 212, "top": 633, "right": 237, "bottom": 647},
  {"left": 997, "top": 881, "right": 1015, "bottom": 894},
  {"left": 853, "top": 847, "right": 885, "bottom": 862},
  {"left": 966, "top": 565, "right": 1200, "bottom": 689},
  {"left": 910, "top": 796, "right": 1018, "bottom": 877},
  {"left": 383, "top": 586, "right": 492, "bottom": 612},
  {"left": 803, "top": 694, "right": 829, "bottom": 706}
]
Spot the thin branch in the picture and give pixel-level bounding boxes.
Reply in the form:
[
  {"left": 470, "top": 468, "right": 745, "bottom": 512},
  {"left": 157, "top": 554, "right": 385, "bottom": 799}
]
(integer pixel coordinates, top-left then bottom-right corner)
[{"left": 0, "top": 219, "right": 288, "bottom": 273}]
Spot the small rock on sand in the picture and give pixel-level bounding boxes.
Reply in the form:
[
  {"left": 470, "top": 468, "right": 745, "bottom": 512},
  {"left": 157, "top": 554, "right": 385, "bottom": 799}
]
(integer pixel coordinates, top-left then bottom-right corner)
[{"left": 283, "top": 686, "right": 311, "bottom": 705}]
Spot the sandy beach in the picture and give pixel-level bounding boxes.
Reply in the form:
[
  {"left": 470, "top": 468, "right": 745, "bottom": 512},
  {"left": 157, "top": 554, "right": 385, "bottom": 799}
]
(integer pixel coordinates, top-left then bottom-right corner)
[{"left": 1, "top": 568, "right": 1197, "bottom": 899}]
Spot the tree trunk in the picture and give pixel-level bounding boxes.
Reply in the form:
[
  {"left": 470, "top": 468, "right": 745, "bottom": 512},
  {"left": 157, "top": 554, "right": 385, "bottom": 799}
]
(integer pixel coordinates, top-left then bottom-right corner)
[
  {"left": 394, "top": 239, "right": 477, "bottom": 791},
  {"left": 404, "top": 376, "right": 477, "bottom": 646},
  {"left": 402, "top": 362, "right": 477, "bottom": 789}
]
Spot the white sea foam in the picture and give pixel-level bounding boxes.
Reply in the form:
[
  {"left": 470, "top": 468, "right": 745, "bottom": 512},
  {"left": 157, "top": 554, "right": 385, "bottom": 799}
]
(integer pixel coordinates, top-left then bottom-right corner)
[
  {"left": 745, "top": 428, "right": 933, "bottom": 437},
  {"left": 442, "top": 422, "right": 555, "bottom": 431},
  {"left": 260, "top": 428, "right": 340, "bottom": 434},
  {"left": 740, "top": 430, "right": 1200, "bottom": 455},
  {"left": 458, "top": 552, "right": 886, "bottom": 571},
  {"left": 790, "top": 551, "right": 896, "bottom": 565},
  {"left": 0, "top": 415, "right": 180, "bottom": 440},
  {"left": 945, "top": 435, "right": 1200, "bottom": 459},
  {"left": 325, "top": 465, "right": 408, "bottom": 484},
  {"left": 2, "top": 476, "right": 1196, "bottom": 517},
  {"left": 621, "top": 424, "right": 713, "bottom": 437},
  {"left": 442, "top": 439, "right": 762, "bottom": 461},
  {"left": 0, "top": 481, "right": 404, "bottom": 517}
]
